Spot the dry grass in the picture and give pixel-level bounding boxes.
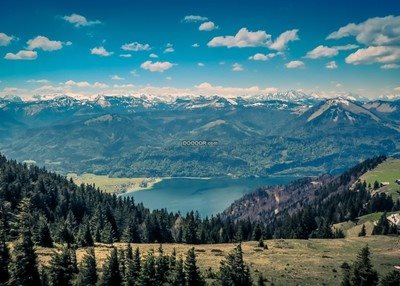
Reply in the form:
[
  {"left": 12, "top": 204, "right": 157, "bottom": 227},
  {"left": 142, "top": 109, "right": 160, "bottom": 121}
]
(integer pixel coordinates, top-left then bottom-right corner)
[{"left": 36, "top": 236, "right": 400, "bottom": 285}]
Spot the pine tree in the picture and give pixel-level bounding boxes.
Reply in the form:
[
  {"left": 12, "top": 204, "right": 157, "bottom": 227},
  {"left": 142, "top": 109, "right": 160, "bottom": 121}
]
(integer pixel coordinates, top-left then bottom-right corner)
[
  {"left": 344, "top": 245, "right": 379, "bottom": 286},
  {"left": 100, "top": 248, "right": 122, "bottom": 286},
  {"left": 47, "top": 248, "right": 75, "bottom": 286},
  {"left": 76, "top": 248, "right": 97, "bottom": 286},
  {"left": 8, "top": 198, "right": 41, "bottom": 286},
  {"left": 139, "top": 249, "right": 156, "bottom": 286},
  {"left": 124, "top": 244, "right": 140, "bottom": 286},
  {"left": 121, "top": 221, "right": 140, "bottom": 243},
  {"left": 168, "top": 256, "right": 185, "bottom": 286},
  {"left": 358, "top": 224, "right": 366, "bottom": 237},
  {"left": 155, "top": 245, "right": 169, "bottom": 285},
  {"left": 77, "top": 224, "right": 94, "bottom": 247},
  {"left": 380, "top": 270, "right": 400, "bottom": 286},
  {"left": 0, "top": 212, "right": 9, "bottom": 285},
  {"left": 34, "top": 216, "right": 53, "bottom": 248},
  {"left": 184, "top": 248, "right": 204, "bottom": 286},
  {"left": 219, "top": 244, "right": 252, "bottom": 286}
]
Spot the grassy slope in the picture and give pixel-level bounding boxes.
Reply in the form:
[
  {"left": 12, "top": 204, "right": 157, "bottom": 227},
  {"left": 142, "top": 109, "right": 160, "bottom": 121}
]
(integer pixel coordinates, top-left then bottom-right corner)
[
  {"left": 359, "top": 158, "right": 400, "bottom": 199},
  {"left": 67, "top": 173, "right": 161, "bottom": 194},
  {"left": 36, "top": 237, "right": 400, "bottom": 286}
]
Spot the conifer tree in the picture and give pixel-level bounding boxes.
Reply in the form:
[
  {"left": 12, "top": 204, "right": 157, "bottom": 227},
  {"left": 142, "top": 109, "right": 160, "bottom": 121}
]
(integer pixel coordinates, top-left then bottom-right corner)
[
  {"left": 184, "top": 248, "right": 204, "bottom": 286},
  {"left": 124, "top": 244, "right": 140, "bottom": 286},
  {"left": 380, "top": 270, "right": 400, "bottom": 286},
  {"left": 219, "top": 244, "right": 252, "bottom": 286},
  {"left": 77, "top": 224, "right": 94, "bottom": 247},
  {"left": 155, "top": 245, "right": 169, "bottom": 285},
  {"left": 139, "top": 249, "right": 156, "bottom": 286},
  {"left": 47, "top": 248, "right": 75, "bottom": 286},
  {"left": 358, "top": 224, "right": 366, "bottom": 237},
  {"left": 0, "top": 212, "right": 9, "bottom": 285},
  {"left": 8, "top": 198, "right": 41, "bottom": 286},
  {"left": 168, "top": 256, "right": 185, "bottom": 286},
  {"left": 100, "top": 248, "right": 122, "bottom": 286},
  {"left": 76, "top": 248, "right": 97, "bottom": 286}
]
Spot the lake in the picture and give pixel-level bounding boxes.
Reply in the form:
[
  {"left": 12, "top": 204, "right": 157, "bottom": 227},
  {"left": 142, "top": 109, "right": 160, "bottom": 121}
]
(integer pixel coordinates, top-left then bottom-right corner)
[{"left": 120, "top": 176, "right": 295, "bottom": 217}]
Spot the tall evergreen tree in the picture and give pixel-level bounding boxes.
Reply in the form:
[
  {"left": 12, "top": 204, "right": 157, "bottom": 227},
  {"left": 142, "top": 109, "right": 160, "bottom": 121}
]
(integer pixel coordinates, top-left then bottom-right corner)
[
  {"left": 184, "top": 248, "right": 204, "bottom": 286},
  {"left": 155, "top": 245, "right": 169, "bottom": 286},
  {"left": 139, "top": 249, "right": 156, "bottom": 286},
  {"left": 100, "top": 248, "right": 122, "bottom": 286},
  {"left": 76, "top": 248, "right": 97, "bottom": 286},
  {"left": 124, "top": 244, "right": 140, "bottom": 286},
  {"left": 219, "top": 244, "right": 252, "bottom": 286},
  {"left": 168, "top": 256, "right": 185, "bottom": 286},
  {"left": 358, "top": 224, "right": 367, "bottom": 237},
  {"left": 8, "top": 198, "right": 41, "bottom": 286},
  {"left": 47, "top": 248, "right": 75, "bottom": 286},
  {"left": 0, "top": 212, "right": 9, "bottom": 285},
  {"left": 380, "top": 270, "right": 400, "bottom": 286}
]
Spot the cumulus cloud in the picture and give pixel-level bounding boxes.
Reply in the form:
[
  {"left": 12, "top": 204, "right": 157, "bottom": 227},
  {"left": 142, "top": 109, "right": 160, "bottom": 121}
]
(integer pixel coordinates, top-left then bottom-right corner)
[
  {"left": 232, "top": 63, "right": 243, "bottom": 71},
  {"left": 4, "top": 50, "right": 37, "bottom": 60},
  {"left": 208, "top": 28, "right": 271, "bottom": 48},
  {"left": 208, "top": 28, "right": 298, "bottom": 51},
  {"left": 305, "top": 44, "right": 358, "bottom": 59},
  {"left": 268, "top": 29, "right": 299, "bottom": 51},
  {"left": 140, "top": 61, "right": 174, "bottom": 72},
  {"left": 121, "top": 42, "right": 151, "bottom": 51},
  {"left": 381, "top": 63, "right": 400, "bottom": 69},
  {"left": 197, "top": 62, "right": 205, "bottom": 67},
  {"left": 194, "top": 82, "right": 278, "bottom": 97},
  {"left": 164, "top": 44, "right": 174, "bottom": 53},
  {"left": 285, "top": 60, "right": 304, "bottom": 69},
  {"left": 327, "top": 15, "right": 400, "bottom": 46},
  {"left": 199, "top": 21, "right": 218, "bottom": 31},
  {"left": 65, "top": 80, "right": 91, "bottom": 88},
  {"left": 326, "top": 61, "right": 338, "bottom": 69},
  {"left": 93, "top": 82, "right": 109, "bottom": 88},
  {"left": 149, "top": 53, "right": 158, "bottom": 58},
  {"left": 27, "top": 36, "right": 63, "bottom": 51},
  {"left": 183, "top": 15, "right": 208, "bottom": 22},
  {"left": 111, "top": 75, "right": 124, "bottom": 80},
  {"left": 248, "top": 52, "right": 277, "bottom": 61},
  {"left": 130, "top": 70, "right": 139, "bottom": 77},
  {"left": 0, "top": 32, "right": 14, "bottom": 46},
  {"left": 90, "top": 46, "right": 113, "bottom": 56},
  {"left": 62, "top": 13, "right": 101, "bottom": 27},
  {"left": 345, "top": 46, "right": 400, "bottom": 65},
  {"left": 192, "top": 43, "right": 200, "bottom": 48},
  {"left": 119, "top": 54, "right": 132, "bottom": 58}
]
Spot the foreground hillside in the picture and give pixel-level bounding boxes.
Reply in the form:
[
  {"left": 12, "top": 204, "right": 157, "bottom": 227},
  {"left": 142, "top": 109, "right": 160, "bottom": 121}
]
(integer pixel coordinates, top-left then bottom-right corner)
[{"left": 34, "top": 237, "right": 400, "bottom": 286}]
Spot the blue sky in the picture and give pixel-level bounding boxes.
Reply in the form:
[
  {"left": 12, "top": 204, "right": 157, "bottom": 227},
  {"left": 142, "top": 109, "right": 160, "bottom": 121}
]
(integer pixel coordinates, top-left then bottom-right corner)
[{"left": 0, "top": 0, "right": 399, "bottom": 99}]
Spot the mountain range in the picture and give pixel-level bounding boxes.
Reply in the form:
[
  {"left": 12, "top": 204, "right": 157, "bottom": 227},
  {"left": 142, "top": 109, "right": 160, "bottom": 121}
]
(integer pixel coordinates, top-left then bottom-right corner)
[{"left": 0, "top": 91, "right": 399, "bottom": 177}]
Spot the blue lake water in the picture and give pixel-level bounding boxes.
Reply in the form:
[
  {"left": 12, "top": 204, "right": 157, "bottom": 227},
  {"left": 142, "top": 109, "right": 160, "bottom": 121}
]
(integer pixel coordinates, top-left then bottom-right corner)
[{"left": 120, "top": 176, "right": 295, "bottom": 217}]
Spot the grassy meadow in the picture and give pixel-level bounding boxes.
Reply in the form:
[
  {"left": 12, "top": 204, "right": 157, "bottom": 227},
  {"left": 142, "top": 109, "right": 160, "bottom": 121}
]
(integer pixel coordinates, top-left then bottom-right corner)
[{"left": 35, "top": 236, "right": 400, "bottom": 286}]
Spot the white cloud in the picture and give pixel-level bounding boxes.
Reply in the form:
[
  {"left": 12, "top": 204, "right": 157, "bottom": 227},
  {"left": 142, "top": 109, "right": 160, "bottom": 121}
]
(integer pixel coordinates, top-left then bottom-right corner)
[
  {"left": 194, "top": 82, "right": 278, "bottom": 97},
  {"left": 149, "top": 53, "right": 158, "bottom": 58},
  {"left": 119, "top": 54, "right": 132, "bottom": 58},
  {"left": 90, "top": 46, "right": 113, "bottom": 57},
  {"left": 199, "top": 21, "right": 217, "bottom": 31},
  {"left": 113, "top": 84, "right": 134, "bottom": 88},
  {"left": 326, "top": 61, "right": 338, "bottom": 69},
  {"left": 345, "top": 46, "right": 400, "bottom": 65},
  {"left": 130, "top": 70, "right": 139, "bottom": 77},
  {"left": 305, "top": 44, "right": 358, "bottom": 59},
  {"left": 111, "top": 75, "right": 124, "bottom": 80},
  {"left": 164, "top": 47, "right": 174, "bottom": 53},
  {"left": 93, "top": 82, "right": 109, "bottom": 88},
  {"left": 4, "top": 50, "right": 37, "bottom": 60},
  {"left": 183, "top": 15, "right": 208, "bottom": 22},
  {"left": 192, "top": 43, "right": 200, "bottom": 48},
  {"left": 248, "top": 52, "right": 277, "bottom": 61},
  {"left": 208, "top": 28, "right": 271, "bottom": 48},
  {"left": 62, "top": 13, "right": 101, "bottom": 27},
  {"left": 27, "top": 36, "right": 63, "bottom": 51},
  {"left": 285, "top": 60, "right": 304, "bottom": 69},
  {"left": 197, "top": 62, "right": 205, "bottom": 67},
  {"left": 121, "top": 42, "right": 151, "bottom": 51},
  {"left": 232, "top": 63, "right": 243, "bottom": 72},
  {"left": 65, "top": 80, "right": 91, "bottom": 88},
  {"left": 327, "top": 15, "right": 400, "bottom": 46},
  {"left": 208, "top": 27, "right": 298, "bottom": 51},
  {"left": 166, "top": 76, "right": 172, "bottom": 80},
  {"left": 394, "top": 86, "right": 400, "bottom": 91},
  {"left": 0, "top": 32, "right": 14, "bottom": 46},
  {"left": 140, "top": 61, "right": 174, "bottom": 72},
  {"left": 381, "top": 63, "right": 400, "bottom": 69},
  {"left": 269, "top": 29, "right": 299, "bottom": 51},
  {"left": 27, "top": 79, "right": 50, "bottom": 83}
]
